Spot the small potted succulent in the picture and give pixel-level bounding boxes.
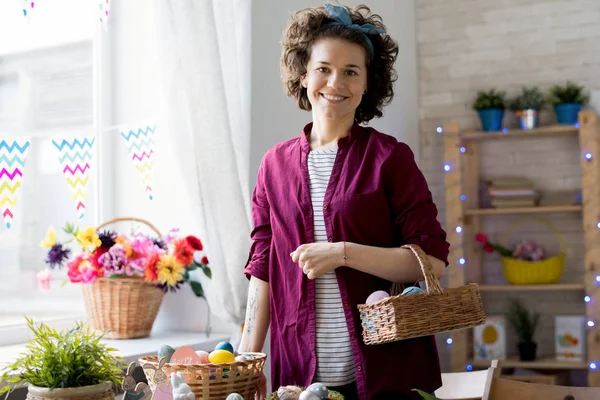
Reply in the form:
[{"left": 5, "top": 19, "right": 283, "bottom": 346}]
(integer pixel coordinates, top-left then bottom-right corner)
[
  {"left": 506, "top": 299, "right": 540, "bottom": 361},
  {"left": 472, "top": 89, "right": 507, "bottom": 132},
  {"left": 0, "top": 317, "right": 124, "bottom": 400},
  {"left": 548, "top": 81, "right": 590, "bottom": 125},
  {"left": 510, "top": 87, "right": 546, "bottom": 130}
]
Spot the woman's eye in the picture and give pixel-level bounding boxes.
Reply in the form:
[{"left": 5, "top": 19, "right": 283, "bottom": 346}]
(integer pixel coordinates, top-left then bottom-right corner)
[
  {"left": 346, "top": 70, "right": 357, "bottom": 76},
  {"left": 317, "top": 67, "right": 329, "bottom": 73}
]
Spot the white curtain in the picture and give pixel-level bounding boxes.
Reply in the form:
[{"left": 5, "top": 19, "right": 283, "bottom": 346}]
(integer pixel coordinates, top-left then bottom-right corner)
[{"left": 151, "top": 0, "right": 252, "bottom": 331}]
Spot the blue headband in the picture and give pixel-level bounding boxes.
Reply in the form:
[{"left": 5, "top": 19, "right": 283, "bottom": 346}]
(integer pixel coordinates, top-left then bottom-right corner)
[{"left": 322, "top": 3, "right": 385, "bottom": 61}]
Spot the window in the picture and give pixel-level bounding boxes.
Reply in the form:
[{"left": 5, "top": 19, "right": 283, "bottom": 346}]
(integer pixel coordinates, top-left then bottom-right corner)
[{"left": 0, "top": 1, "right": 100, "bottom": 341}]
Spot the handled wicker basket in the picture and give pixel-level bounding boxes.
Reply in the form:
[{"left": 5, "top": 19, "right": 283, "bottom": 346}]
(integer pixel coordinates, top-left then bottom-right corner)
[
  {"left": 500, "top": 218, "right": 566, "bottom": 284},
  {"left": 81, "top": 217, "right": 165, "bottom": 339},
  {"left": 139, "top": 354, "right": 267, "bottom": 400},
  {"left": 358, "top": 244, "right": 486, "bottom": 345}
]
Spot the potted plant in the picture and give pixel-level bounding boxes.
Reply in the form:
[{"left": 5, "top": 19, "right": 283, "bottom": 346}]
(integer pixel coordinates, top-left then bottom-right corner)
[
  {"left": 472, "top": 89, "right": 507, "bottom": 132},
  {"left": 0, "top": 317, "right": 123, "bottom": 400},
  {"left": 548, "top": 81, "right": 590, "bottom": 125},
  {"left": 506, "top": 299, "right": 540, "bottom": 361},
  {"left": 37, "top": 218, "right": 212, "bottom": 339},
  {"left": 509, "top": 87, "right": 546, "bottom": 130}
]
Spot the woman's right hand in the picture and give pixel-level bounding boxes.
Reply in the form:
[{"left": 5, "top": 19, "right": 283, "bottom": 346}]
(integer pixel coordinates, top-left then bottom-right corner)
[{"left": 255, "top": 371, "right": 267, "bottom": 400}]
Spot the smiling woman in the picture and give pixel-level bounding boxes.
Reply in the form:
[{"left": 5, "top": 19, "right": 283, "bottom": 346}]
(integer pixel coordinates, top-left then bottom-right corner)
[{"left": 239, "top": 3, "right": 449, "bottom": 400}]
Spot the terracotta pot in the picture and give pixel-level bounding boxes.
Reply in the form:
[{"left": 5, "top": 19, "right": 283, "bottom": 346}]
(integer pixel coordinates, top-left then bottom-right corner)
[{"left": 26, "top": 382, "right": 114, "bottom": 400}]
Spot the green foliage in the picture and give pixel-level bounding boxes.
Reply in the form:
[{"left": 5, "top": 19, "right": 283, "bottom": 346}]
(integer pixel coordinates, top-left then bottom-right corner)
[
  {"left": 509, "top": 87, "right": 546, "bottom": 111},
  {"left": 267, "top": 389, "right": 345, "bottom": 399},
  {"left": 548, "top": 81, "right": 590, "bottom": 105},
  {"left": 412, "top": 389, "right": 440, "bottom": 400},
  {"left": 506, "top": 299, "right": 539, "bottom": 343},
  {"left": 0, "top": 317, "right": 124, "bottom": 396},
  {"left": 472, "top": 89, "right": 507, "bottom": 111}
]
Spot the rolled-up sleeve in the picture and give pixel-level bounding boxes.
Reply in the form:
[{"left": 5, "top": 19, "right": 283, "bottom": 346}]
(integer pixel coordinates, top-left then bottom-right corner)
[
  {"left": 385, "top": 142, "right": 449, "bottom": 265},
  {"left": 244, "top": 158, "right": 272, "bottom": 282}
]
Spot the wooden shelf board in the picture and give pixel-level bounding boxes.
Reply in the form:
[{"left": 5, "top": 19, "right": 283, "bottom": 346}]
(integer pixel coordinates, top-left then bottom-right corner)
[
  {"left": 465, "top": 205, "right": 582, "bottom": 216},
  {"left": 479, "top": 283, "right": 585, "bottom": 292},
  {"left": 469, "top": 357, "right": 587, "bottom": 370},
  {"left": 459, "top": 124, "right": 579, "bottom": 141}
]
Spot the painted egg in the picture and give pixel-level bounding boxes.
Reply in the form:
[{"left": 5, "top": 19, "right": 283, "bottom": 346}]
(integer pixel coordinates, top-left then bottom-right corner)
[
  {"left": 307, "top": 383, "right": 329, "bottom": 399},
  {"left": 215, "top": 341, "right": 234, "bottom": 353},
  {"left": 235, "top": 355, "right": 247, "bottom": 362},
  {"left": 225, "top": 393, "right": 244, "bottom": 400},
  {"left": 158, "top": 345, "right": 176, "bottom": 363},
  {"left": 298, "top": 390, "right": 321, "bottom": 400},
  {"left": 366, "top": 290, "right": 389, "bottom": 304},
  {"left": 208, "top": 349, "right": 236, "bottom": 364},
  {"left": 401, "top": 286, "right": 424, "bottom": 296},
  {"left": 195, "top": 350, "right": 210, "bottom": 363}
]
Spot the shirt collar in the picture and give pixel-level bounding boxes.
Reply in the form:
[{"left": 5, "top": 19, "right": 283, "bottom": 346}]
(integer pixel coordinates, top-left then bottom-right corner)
[{"left": 300, "top": 122, "right": 364, "bottom": 153}]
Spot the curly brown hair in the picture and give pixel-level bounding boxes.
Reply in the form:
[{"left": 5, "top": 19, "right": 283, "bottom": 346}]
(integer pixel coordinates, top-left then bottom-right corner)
[{"left": 280, "top": 4, "right": 398, "bottom": 124}]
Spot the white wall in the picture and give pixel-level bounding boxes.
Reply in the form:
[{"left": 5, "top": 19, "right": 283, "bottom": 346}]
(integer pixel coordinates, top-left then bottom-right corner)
[{"left": 250, "top": 0, "right": 420, "bottom": 186}]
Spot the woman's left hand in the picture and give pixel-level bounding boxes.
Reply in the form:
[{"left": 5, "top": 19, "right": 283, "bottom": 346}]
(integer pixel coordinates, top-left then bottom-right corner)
[{"left": 290, "top": 243, "right": 343, "bottom": 279}]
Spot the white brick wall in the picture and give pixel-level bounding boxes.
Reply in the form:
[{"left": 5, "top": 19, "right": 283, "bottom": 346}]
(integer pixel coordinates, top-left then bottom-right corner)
[{"left": 416, "top": 0, "right": 600, "bottom": 375}]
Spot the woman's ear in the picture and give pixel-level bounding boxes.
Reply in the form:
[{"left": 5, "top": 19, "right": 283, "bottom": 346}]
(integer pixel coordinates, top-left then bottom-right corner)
[{"left": 301, "top": 76, "right": 307, "bottom": 88}]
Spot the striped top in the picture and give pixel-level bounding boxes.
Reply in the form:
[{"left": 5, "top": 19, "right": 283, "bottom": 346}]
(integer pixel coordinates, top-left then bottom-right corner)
[{"left": 308, "top": 149, "right": 356, "bottom": 387}]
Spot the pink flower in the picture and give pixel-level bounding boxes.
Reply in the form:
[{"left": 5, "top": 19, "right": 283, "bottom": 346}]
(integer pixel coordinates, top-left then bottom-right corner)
[
  {"left": 67, "top": 253, "right": 98, "bottom": 284},
  {"left": 36, "top": 269, "right": 52, "bottom": 291}
]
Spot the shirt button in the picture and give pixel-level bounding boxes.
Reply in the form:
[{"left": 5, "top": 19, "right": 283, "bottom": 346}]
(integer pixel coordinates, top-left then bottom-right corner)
[
  {"left": 327, "top": 237, "right": 332, "bottom": 242},
  {"left": 343, "top": 301, "right": 349, "bottom": 307},
  {"left": 323, "top": 205, "right": 328, "bottom": 210},
  {"left": 357, "top": 366, "right": 363, "bottom": 372}
]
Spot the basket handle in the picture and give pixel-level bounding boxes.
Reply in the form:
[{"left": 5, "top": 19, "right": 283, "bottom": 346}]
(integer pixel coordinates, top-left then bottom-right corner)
[
  {"left": 96, "top": 217, "right": 162, "bottom": 237},
  {"left": 500, "top": 217, "right": 566, "bottom": 254},
  {"left": 390, "top": 244, "right": 443, "bottom": 296}
]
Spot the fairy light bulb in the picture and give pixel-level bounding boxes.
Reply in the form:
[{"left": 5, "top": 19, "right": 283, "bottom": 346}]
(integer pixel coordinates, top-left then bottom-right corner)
[
  {"left": 443, "top": 163, "right": 452, "bottom": 172},
  {"left": 585, "top": 295, "right": 591, "bottom": 303},
  {"left": 459, "top": 258, "right": 466, "bottom": 265}
]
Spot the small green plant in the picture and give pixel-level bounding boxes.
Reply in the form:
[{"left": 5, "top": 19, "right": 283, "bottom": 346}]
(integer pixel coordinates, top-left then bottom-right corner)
[
  {"left": 510, "top": 87, "right": 546, "bottom": 111},
  {"left": 506, "top": 299, "right": 539, "bottom": 343},
  {"left": 548, "top": 81, "right": 590, "bottom": 105},
  {"left": 412, "top": 389, "right": 440, "bottom": 399},
  {"left": 472, "top": 89, "right": 507, "bottom": 111},
  {"left": 0, "top": 317, "right": 124, "bottom": 396}
]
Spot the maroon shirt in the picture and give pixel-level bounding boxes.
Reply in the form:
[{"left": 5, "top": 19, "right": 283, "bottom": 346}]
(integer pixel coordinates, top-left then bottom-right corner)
[{"left": 244, "top": 123, "right": 449, "bottom": 399}]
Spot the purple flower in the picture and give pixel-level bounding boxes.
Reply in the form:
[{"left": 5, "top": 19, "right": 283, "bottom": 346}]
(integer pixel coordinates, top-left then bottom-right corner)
[
  {"left": 45, "top": 244, "right": 71, "bottom": 269},
  {"left": 157, "top": 279, "right": 185, "bottom": 293},
  {"left": 98, "top": 230, "right": 117, "bottom": 249},
  {"left": 99, "top": 244, "right": 127, "bottom": 276}
]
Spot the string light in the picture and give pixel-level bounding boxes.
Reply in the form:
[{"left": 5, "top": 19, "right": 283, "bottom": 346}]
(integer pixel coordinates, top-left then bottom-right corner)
[
  {"left": 466, "top": 364, "right": 473, "bottom": 371},
  {"left": 585, "top": 152, "right": 592, "bottom": 160},
  {"left": 576, "top": 123, "right": 581, "bottom": 128},
  {"left": 590, "top": 362, "right": 598, "bottom": 370},
  {"left": 596, "top": 222, "right": 600, "bottom": 229},
  {"left": 503, "top": 128, "right": 509, "bottom": 134},
  {"left": 596, "top": 276, "right": 600, "bottom": 283},
  {"left": 460, "top": 146, "right": 466, "bottom": 153},
  {"left": 459, "top": 258, "right": 466, "bottom": 265},
  {"left": 588, "top": 320, "right": 595, "bottom": 328},
  {"left": 585, "top": 295, "right": 591, "bottom": 303},
  {"left": 443, "top": 163, "right": 452, "bottom": 172},
  {"left": 460, "top": 194, "right": 466, "bottom": 201},
  {"left": 436, "top": 127, "right": 443, "bottom": 134},
  {"left": 456, "top": 226, "right": 462, "bottom": 233},
  {"left": 446, "top": 338, "right": 453, "bottom": 345}
]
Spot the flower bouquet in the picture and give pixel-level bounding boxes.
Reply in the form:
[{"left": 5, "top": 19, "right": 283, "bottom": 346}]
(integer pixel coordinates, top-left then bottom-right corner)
[{"left": 39, "top": 217, "right": 212, "bottom": 338}]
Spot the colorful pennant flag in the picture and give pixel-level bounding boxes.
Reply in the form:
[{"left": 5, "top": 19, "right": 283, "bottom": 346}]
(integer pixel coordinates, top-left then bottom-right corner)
[
  {"left": 0, "top": 139, "right": 30, "bottom": 229},
  {"left": 98, "top": 0, "right": 111, "bottom": 29},
  {"left": 121, "top": 125, "right": 156, "bottom": 200},
  {"left": 52, "top": 137, "right": 95, "bottom": 219},
  {"left": 21, "top": 0, "right": 37, "bottom": 22}
]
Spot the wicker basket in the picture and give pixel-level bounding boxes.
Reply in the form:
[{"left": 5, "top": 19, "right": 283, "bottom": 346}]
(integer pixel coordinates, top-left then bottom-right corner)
[
  {"left": 139, "top": 354, "right": 267, "bottom": 400},
  {"left": 500, "top": 218, "right": 566, "bottom": 285},
  {"left": 358, "top": 244, "right": 486, "bottom": 345},
  {"left": 81, "top": 217, "right": 165, "bottom": 339}
]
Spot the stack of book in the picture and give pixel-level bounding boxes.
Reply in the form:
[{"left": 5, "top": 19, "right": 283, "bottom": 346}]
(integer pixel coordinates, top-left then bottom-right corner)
[
  {"left": 539, "top": 190, "right": 581, "bottom": 206},
  {"left": 485, "top": 178, "right": 538, "bottom": 208}
]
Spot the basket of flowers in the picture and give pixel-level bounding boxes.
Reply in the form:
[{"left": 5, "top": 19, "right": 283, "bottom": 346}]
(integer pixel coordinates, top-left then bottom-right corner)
[
  {"left": 38, "top": 217, "right": 212, "bottom": 339},
  {"left": 475, "top": 217, "right": 565, "bottom": 285}
]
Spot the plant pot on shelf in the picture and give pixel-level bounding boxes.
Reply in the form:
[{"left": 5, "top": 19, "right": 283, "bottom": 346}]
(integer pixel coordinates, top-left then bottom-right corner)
[
  {"left": 554, "top": 103, "right": 581, "bottom": 125},
  {"left": 26, "top": 382, "right": 114, "bottom": 400},
  {"left": 478, "top": 108, "right": 505, "bottom": 132},
  {"left": 518, "top": 341, "right": 538, "bottom": 361},
  {"left": 515, "top": 109, "right": 539, "bottom": 130}
]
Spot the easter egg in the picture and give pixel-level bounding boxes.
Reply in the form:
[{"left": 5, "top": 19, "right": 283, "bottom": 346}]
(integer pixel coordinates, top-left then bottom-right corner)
[
  {"left": 235, "top": 355, "right": 247, "bottom": 362},
  {"left": 195, "top": 350, "right": 210, "bottom": 363},
  {"left": 215, "top": 341, "right": 234, "bottom": 353},
  {"left": 225, "top": 394, "right": 244, "bottom": 400},
  {"left": 158, "top": 345, "right": 176, "bottom": 363},
  {"left": 307, "top": 383, "right": 329, "bottom": 399},
  {"left": 208, "top": 349, "right": 236, "bottom": 364},
  {"left": 401, "top": 286, "right": 424, "bottom": 296},
  {"left": 299, "top": 390, "right": 321, "bottom": 400},
  {"left": 366, "top": 290, "right": 389, "bottom": 304}
]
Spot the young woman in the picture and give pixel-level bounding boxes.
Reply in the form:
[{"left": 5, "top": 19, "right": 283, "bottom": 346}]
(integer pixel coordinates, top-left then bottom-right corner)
[{"left": 239, "top": 4, "right": 449, "bottom": 400}]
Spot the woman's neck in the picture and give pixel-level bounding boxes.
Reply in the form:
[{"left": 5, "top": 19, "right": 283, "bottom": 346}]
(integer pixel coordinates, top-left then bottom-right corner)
[{"left": 309, "top": 114, "right": 355, "bottom": 150}]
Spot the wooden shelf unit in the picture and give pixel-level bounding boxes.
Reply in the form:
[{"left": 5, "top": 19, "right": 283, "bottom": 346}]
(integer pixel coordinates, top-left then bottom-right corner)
[{"left": 443, "top": 111, "right": 600, "bottom": 386}]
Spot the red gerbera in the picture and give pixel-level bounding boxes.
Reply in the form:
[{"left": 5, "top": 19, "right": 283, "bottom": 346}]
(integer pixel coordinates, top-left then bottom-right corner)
[
  {"left": 144, "top": 252, "right": 160, "bottom": 283},
  {"left": 475, "top": 233, "right": 488, "bottom": 244},
  {"left": 185, "top": 235, "right": 203, "bottom": 251},
  {"left": 200, "top": 256, "right": 209, "bottom": 265},
  {"left": 483, "top": 243, "right": 494, "bottom": 253},
  {"left": 174, "top": 238, "right": 195, "bottom": 265}
]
